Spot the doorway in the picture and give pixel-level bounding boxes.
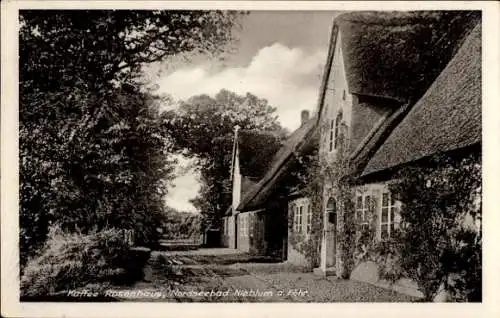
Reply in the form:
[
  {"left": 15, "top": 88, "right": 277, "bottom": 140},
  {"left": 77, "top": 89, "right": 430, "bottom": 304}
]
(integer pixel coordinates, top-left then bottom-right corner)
[{"left": 325, "top": 198, "right": 337, "bottom": 267}]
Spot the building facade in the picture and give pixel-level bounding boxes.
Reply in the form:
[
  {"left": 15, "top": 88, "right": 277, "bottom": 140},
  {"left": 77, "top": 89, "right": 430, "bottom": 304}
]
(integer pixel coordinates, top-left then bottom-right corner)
[
  {"left": 223, "top": 13, "right": 481, "bottom": 294},
  {"left": 313, "top": 11, "right": 481, "bottom": 298}
]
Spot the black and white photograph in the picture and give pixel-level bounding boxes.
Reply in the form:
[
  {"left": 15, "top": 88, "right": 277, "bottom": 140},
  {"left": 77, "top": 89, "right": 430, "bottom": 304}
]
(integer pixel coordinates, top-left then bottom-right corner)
[{"left": 1, "top": 1, "right": 499, "bottom": 317}]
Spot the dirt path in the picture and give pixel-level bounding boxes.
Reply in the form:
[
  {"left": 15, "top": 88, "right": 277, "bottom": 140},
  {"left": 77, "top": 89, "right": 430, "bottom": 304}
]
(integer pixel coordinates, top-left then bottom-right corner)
[{"left": 112, "top": 249, "right": 417, "bottom": 302}]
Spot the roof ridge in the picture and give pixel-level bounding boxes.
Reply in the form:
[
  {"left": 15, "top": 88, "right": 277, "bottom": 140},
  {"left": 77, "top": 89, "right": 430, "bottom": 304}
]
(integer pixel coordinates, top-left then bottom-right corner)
[{"left": 336, "top": 11, "right": 468, "bottom": 27}]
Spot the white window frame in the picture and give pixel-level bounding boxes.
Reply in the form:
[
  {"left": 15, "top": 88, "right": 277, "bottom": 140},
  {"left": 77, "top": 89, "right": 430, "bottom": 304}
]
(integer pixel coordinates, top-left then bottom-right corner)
[
  {"left": 380, "top": 192, "right": 399, "bottom": 240},
  {"left": 356, "top": 194, "right": 371, "bottom": 232},
  {"left": 293, "top": 205, "right": 304, "bottom": 234},
  {"left": 240, "top": 214, "right": 247, "bottom": 237},
  {"left": 306, "top": 204, "right": 312, "bottom": 234}
]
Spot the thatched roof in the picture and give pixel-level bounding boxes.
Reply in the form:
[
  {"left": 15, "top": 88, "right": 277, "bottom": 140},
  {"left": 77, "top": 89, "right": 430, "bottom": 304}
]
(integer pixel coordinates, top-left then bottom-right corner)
[
  {"left": 362, "top": 22, "right": 481, "bottom": 176},
  {"left": 223, "top": 176, "right": 257, "bottom": 216},
  {"left": 337, "top": 11, "right": 481, "bottom": 102},
  {"left": 237, "top": 118, "right": 317, "bottom": 212},
  {"left": 233, "top": 130, "right": 282, "bottom": 179}
]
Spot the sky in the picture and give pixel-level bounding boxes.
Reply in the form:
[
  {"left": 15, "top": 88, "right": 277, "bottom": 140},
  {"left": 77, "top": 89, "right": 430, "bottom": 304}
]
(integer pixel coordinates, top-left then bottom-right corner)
[{"left": 156, "top": 11, "right": 339, "bottom": 212}]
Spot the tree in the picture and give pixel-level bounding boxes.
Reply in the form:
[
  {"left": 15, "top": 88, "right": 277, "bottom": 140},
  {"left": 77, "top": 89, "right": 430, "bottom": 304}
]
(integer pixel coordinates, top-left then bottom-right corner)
[
  {"left": 162, "top": 90, "right": 287, "bottom": 229},
  {"left": 20, "top": 86, "right": 176, "bottom": 261},
  {"left": 20, "top": 10, "right": 243, "bottom": 92},
  {"left": 19, "top": 10, "right": 244, "bottom": 266}
]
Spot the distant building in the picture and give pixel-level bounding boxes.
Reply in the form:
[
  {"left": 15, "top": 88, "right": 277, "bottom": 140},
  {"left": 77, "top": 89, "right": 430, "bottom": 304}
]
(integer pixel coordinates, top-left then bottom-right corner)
[{"left": 221, "top": 113, "right": 317, "bottom": 263}]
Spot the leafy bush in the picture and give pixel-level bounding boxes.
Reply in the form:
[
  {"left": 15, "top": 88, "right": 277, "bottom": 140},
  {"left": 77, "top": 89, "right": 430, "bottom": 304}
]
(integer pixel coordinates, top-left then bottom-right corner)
[
  {"left": 161, "top": 209, "right": 202, "bottom": 240},
  {"left": 390, "top": 152, "right": 482, "bottom": 301},
  {"left": 20, "top": 227, "right": 145, "bottom": 297},
  {"left": 19, "top": 10, "right": 244, "bottom": 267}
]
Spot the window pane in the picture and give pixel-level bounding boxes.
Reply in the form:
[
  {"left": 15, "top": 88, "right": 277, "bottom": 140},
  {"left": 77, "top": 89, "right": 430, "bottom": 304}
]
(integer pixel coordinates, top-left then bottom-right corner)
[
  {"left": 381, "top": 224, "right": 388, "bottom": 239},
  {"left": 356, "top": 196, "right": 362, "bottom": 209},
  {"left": 299, "top": 206, "right": 303, "bottom": 227},
  {"left": 390, "top": 207, "right": 395, "bottom": 223},
  {"left": 391, "top": 222, "right": 396, "bottom": 232},
  {"left": 361, "top": 223, "right": 369, "bottom": 234},
  {"left": 391, "top": 193, "right": 396, "bottom": 205},
  {"left": 381, "top": 208, "right": 388, "bottom": 222},
  {"left": 365, "top": 195, "right": 371, "bottom": 210},
  {"left": 382, "top": 193, "right": 389, "bottom": 207}
]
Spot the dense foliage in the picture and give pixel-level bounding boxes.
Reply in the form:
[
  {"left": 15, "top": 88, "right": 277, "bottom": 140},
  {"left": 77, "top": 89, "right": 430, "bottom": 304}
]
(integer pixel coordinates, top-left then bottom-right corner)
[
  {"left": 19, "top": 10, "right": 244, "bottom": 267},
  {"left": 20, "top": 87, "right": 175, "bottom": 262},
  {"left": 162, "top": 89, "right": 286, "bottom": 229},
  {"left": 161, "top": 208, "right": 202, "bottom": 240},
  {"left": 352, "top": 151, "right": 482, "bottom": 302},
  {"left": 292, "top": 115, "right": 482, "bottom": 302},
  {"left": 20, "top": 10, "right": 242, "bottom": 92},
  {"left": 20, "top": 227, "right": 144, "bottom": 297},
  {"left": 390, "top": 152, "right": 482, "bottom": 301}
]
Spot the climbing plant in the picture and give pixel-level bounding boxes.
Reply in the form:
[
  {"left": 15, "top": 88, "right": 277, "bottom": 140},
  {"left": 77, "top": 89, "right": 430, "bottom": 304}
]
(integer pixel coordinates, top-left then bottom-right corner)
[
  {"left": 346, "top": 151, "right": 481, "bottom": 302},
  {"left": 286, "top": 114, "right": 481, "bottom": 303},
  {"left": 288, "top": 120, "right": 358, "bottom": 277},
  {"left": 390, "top": 151, "right": 482, "bottom": 302},
  {"left": 287, "top": 150, "right": 323, "bottom": 270}
]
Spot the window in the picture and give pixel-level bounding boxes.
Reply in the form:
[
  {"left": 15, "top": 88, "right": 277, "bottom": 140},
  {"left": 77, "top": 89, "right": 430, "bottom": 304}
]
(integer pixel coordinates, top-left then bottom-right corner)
[
  {"left": 239, "top": 215, "right": 243, "bottom": 236},
  {"left": 328, "top": 111, "right": 344, "bottom": 152},
  {"left": 240, "top": 214, "right": 248, "bottom": 237},
  {"left": 329, "top": 119, "right": 335, "bottom": 152},
  {"left": 334, "top": 111, "right": 343, "bottom": 149},
  {"left": 326, "top": 198, "right": 337, "bottom": 224},
  {"left": 342, "top": 89, "right": 346, "bottom": 101},
  {"left": 298, "top": 206, "right": 303, "bottom": 232},
  {"left": 306, "top": 204, "right": 312, "bottom": 234},
  {"left": 356, "top": 194, "right": 371, "bottom": 232},
  {"left": 381, "top": 192, "right": 399, "bottom": 239},
  {"left": 248, "top": 214, "right": 252, "bottom": 237},
  {"left": 293, "top": 205, "right": 304, "bottom": 233}
]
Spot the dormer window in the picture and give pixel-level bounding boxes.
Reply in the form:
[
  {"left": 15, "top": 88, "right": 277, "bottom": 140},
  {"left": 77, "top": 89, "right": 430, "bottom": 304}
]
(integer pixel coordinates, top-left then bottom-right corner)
[{"left": 328, "top": 110, "right": 344, "bottom": 152}]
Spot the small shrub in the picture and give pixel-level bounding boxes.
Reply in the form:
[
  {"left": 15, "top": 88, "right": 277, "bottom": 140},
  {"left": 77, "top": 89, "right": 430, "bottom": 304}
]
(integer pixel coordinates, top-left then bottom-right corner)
[{"left": 20, "top": 226, "right": 139, "bottom": 297}]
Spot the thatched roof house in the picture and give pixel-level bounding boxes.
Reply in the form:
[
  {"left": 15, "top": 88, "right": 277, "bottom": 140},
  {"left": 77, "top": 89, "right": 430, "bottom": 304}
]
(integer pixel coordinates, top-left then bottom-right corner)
[
  {"left": 362, "top": 22, "right": 481, "bottom": 176},
  {"left": 313, "top": 11, "right": 481, "bottom": 176}
]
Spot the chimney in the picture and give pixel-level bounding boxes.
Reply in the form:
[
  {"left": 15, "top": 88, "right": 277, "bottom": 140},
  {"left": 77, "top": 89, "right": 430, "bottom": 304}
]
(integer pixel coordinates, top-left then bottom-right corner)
[{"left": 301, "top": 110, "right": 310, "bottom": 126}]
